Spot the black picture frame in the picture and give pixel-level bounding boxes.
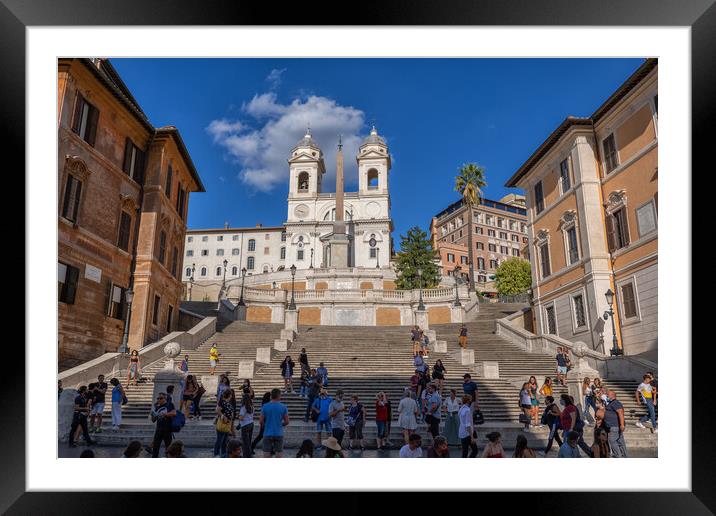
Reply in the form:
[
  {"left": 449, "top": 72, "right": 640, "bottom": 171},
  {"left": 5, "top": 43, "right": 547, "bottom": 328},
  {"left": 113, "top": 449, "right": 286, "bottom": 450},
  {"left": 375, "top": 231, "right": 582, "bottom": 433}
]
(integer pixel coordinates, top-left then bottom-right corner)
[{"left": 4, "top": 0, "right": 710, "bottom": 512}]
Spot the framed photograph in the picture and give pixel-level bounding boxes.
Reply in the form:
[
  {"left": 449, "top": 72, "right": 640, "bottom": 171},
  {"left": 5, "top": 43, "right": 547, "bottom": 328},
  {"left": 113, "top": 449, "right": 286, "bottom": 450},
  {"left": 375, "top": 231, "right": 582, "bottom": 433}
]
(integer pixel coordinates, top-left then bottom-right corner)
[{"left": 6, "top": 0, "right": 709, "bottom": 511}]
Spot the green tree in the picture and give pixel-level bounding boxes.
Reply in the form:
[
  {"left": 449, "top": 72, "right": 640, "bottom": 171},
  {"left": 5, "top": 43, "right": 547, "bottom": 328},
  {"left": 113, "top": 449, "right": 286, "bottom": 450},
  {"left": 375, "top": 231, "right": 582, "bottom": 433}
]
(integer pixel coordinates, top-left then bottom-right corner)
[
  {"left": 394, "top": 226, "right": 440, "bottom": 290},
  {"left": 494, "top": 257, "right": 532, "bottom": 296},
  {"left": 454, "top": 163, "right": 487, "bottom": 292}
]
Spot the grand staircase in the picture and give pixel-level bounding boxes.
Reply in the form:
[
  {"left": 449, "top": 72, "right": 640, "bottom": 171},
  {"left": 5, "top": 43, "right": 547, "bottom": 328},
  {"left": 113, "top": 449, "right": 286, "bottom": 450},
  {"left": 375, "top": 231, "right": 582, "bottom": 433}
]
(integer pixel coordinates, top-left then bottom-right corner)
[{"left": 90, "top": 303, "right": 657, "bottom": 450}]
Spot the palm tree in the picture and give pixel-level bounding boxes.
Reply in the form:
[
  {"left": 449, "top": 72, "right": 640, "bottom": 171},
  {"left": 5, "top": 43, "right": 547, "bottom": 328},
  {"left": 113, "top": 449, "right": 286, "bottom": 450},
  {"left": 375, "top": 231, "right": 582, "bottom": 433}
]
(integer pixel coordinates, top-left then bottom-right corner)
[{"left": 454, "top": 163, "right": 487, "bottom": 292}]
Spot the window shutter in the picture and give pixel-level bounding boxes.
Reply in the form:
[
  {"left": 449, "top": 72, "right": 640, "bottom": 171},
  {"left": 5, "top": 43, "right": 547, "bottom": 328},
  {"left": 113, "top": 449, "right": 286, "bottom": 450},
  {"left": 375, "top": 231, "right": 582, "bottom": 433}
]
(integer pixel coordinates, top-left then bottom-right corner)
[
  {"left": 122, "top": 138, "right": 133, "bottom": 174},
  {"left": 62, "top": 175, "right": 74, "bottom": 219},
  {"left": 605, "top": 213, "right": 616, "bottom": 252},
  {"left": 620, "top": 210, "right": 631, "bottom": 247},
  {"left": 85, "top": 105, "right": 99, "bottom": 146},
  {"left": 72, "top": 180, "right": 82, "bottom": 223},
  {"left": 71, "top": 93, "right": 83, "bottom": 134},
  {"left": 65, "top": 266, "right": 79, "bottom": 304},
  {"left": 104, "top": 280, "right": 113, "bottom": 316}
]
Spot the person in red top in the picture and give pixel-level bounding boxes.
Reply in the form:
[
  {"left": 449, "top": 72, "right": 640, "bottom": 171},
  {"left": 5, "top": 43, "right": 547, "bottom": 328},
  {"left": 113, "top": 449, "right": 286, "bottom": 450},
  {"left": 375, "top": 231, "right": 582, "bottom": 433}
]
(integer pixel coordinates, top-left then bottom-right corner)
[
  {"left": 375, "top": 392, "right": 389, "bottom": 450},
  {"left": 559, "top": 394, "right": 592, "bottom": 457}
]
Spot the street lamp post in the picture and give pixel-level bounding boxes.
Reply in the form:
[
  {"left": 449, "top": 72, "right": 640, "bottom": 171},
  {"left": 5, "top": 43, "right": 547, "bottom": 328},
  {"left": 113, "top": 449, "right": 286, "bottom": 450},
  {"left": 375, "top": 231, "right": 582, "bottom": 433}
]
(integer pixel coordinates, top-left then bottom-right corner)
[
  {"left": 376, "top": 247, "right": 380, "bottom": 269},
  {"left": 188, "top": 263, "right": 195, "bottom": 301},
  {"left": 288, "top": 264, "right": 297, "bottom": 310},
  {"left": 603, "top": 288, "right": 623, "bottom": 356},
  {"left": 310, "top": 248, "right": 314, "bottom": 269},
  {"left": 417, "top": 266, "right": 425, "bottom": 311},
  {"left": 238, "top": 267, "right": 247, "bottom": 306},
  {"left": 453, "top": 265, "right": 462, "bottom": 307},
  {"left": 118, "top": 288, "right": 134, "bottom": 354},
  {"left": 221, "top": 259, "right": 228, "bottom": 289}
]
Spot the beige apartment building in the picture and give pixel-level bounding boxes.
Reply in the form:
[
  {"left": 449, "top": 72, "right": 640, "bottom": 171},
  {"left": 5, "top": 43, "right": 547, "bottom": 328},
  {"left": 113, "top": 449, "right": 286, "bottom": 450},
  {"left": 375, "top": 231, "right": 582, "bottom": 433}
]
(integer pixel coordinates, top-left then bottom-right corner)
[
  {"left": 430, "top": 195, "right": 529, "bottom": 293},
  {"left": 506, "top": 58, "right": 657, "bottom": 358}
]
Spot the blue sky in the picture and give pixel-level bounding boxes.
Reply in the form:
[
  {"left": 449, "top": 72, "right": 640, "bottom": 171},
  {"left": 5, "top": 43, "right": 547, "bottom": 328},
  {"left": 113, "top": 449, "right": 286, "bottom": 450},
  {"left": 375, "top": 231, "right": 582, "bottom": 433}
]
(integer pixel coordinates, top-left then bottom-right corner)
[{"left": 112, "top": 58, "right": 645, "bottom": 239}]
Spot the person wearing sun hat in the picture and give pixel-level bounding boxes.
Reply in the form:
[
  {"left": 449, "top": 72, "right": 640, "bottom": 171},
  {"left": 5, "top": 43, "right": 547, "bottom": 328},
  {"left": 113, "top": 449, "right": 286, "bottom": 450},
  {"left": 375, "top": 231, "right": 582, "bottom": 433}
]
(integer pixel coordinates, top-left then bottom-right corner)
[{"left": 322, "top": 435, "right": 344, "bottom": 458}]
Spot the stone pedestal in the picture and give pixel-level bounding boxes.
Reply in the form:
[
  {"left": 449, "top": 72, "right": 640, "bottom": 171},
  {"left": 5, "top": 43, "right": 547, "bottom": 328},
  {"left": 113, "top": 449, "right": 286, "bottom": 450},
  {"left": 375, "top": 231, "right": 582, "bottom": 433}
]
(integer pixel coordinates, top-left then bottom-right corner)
[
  {"left": 425, "top": 329, "right": 437, "bottom": 344},
  {"left": 237, "top": 305, "right": 247, "bottom": 321},
  {"left": 481, "top": 361, "right": 500, "bottom": 379},
  {"left": 58, "top": 389, "right": 78, "bottom": 442},
  {"left": 453, "top": 348, "right": 475, "bottom": 366},
  {"left": 274, "top": 339, "right": 290, "bottom": 352},
  {"left": 201, "top": 375, "right": 219, "bottom": 400},
  {"left": 285, "top": 309, "right": 298, "bottom": 333},
  {"left": 431, "top": 340, "right": 447, "bottom": 353},
  {"left": 280, "top": 329, "right": 296, "bottom": 341},
  {"left": 415, "top": 309, "right": 429, "bottom": 331},
  {"left": 328, "top": 231, "right": 350, "bottom": 268},
  {"left": 153, "top": 367, "right": 186, "bottom": 414},
  {"left": 450, "top": 305, "right": 464, "bottom": 324},
  {"left": 238, "top": 360, "right": 255, "bottom": 380},
  {"left": 256, "top": 347, "right": 273, "bottom": 364},
  {"left": 151, "top": 342, "right": 186, "bottom": 413}
]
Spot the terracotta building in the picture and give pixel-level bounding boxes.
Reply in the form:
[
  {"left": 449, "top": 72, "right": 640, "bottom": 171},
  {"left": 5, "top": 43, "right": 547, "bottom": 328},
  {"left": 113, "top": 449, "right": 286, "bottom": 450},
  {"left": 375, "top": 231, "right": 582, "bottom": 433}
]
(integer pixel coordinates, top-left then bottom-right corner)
[
  {"left": 505, "top": 58, "right": 657, "bottom": 359},
  {"left": 57, "top": 58, "right": 204, "bottom": 370},
  {"left": 430, "top": 195, "right": 528, "bottom": 293}
]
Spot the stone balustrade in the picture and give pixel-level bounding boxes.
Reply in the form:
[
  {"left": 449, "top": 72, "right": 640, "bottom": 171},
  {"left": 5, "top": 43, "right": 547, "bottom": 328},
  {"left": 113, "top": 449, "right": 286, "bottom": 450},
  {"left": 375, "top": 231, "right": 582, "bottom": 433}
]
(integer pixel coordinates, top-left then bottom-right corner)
[
  {"left": 495, "top": 309, "right": 657, "bottom": 381},
  {"left": 58, "top": 316, "right": 217, "bottom": 389}
]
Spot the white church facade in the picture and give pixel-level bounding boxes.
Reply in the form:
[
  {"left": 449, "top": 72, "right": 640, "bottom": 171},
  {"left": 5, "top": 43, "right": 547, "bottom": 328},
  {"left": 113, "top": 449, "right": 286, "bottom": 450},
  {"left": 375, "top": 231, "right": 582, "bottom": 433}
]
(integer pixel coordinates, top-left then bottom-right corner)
[{"left": 182, "top": 127, "right": 394, "bottom": 283}]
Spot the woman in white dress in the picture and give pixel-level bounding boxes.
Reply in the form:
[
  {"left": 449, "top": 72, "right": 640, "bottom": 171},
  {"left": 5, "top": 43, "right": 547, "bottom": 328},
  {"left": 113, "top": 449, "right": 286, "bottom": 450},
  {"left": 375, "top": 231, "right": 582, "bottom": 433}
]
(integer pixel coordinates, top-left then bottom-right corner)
[{"left": 397, "top": 389, "right": 419, "bottom": 445}]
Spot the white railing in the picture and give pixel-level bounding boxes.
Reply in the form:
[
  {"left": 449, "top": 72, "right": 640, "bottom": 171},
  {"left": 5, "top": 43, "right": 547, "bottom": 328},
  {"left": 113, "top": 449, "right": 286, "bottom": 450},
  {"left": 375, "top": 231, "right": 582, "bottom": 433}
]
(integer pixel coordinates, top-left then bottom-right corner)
[{"left": 236, "top": 287, "right": 465, "bottom": 305}]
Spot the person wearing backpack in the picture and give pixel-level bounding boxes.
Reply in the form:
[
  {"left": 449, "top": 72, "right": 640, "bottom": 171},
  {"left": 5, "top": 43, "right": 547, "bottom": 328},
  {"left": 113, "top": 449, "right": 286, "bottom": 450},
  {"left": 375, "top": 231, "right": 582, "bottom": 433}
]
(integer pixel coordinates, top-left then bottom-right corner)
[
  {"left": 559, "top": 394, "right": 592, "bottom": 457},
  {"left": 540, "top": 396, "right": 562, "bottom": 456},
  {"left": 149, "top": 392, "right": 176, "bottom": 458},
  {"left": 304, "top": 369, "right": 321, "bottom": 422}
]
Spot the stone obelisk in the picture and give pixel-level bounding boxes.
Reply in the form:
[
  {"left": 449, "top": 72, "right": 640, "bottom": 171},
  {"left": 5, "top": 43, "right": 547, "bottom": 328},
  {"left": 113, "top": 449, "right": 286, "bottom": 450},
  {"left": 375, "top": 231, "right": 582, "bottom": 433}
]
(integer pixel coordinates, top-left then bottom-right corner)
[{"left": 328, "top": 135, "right": 349, "bottom": 268}]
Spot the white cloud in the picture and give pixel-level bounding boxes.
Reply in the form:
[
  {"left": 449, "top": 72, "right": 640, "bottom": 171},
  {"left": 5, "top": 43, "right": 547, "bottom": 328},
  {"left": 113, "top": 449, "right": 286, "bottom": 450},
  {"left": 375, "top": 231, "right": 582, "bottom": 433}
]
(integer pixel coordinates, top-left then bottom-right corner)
[
  {"left": 208, "top": 93, "right": 367, "bottom": 193},
  {"left": 206, "top": 119, "right": 245, "bottom": 142},
  {"left": 266, "top": 68, "right": 286, "bottom": 89},
  {"left": 243, "top": 92, "right": 287, "bottom": 119}
]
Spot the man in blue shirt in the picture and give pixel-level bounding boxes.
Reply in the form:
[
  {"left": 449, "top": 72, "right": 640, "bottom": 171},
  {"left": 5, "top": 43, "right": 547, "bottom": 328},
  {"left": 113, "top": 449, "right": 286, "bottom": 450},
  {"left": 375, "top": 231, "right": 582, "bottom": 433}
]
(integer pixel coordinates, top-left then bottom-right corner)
[
  {"left": 316, "top": 362, "right": 329, "bottom": 388},
  {"left": 604, "top": 390, "right": 628, "bottom": 458},
  {"left": 312, "top": 389, "right": 333, "bottom": 450},
  {"left": 260, "top": 388, "right": 290, "bottom": 458},
  {"left": 462, "top": 374, "right": 479, "bottom": 405}
]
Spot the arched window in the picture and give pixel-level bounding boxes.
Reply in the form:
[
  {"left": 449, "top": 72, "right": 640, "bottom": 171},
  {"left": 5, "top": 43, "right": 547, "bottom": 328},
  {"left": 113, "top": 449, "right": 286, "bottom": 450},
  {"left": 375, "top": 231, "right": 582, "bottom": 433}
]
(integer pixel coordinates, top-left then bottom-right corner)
[
  {"left": 367, "top": 168, "right": 379, "bottom": 189},
  {"left": 185, "top": 267, "right": 191, "bottom": 277},
  {"left": 216, "top": 267, "right": 222, "bottom": 276},
  {"left": 298, "top": 172, "right": 309, "bottom": 192},
  {"left": 200, "top": 267, "right": 207, "bottom": 277},
  {"left": 232, "top": 266, "right": 238, "bottom": 275},
  {"left": 247, "top": 257, "right": 255, "bottom": 270},
  {"left": 248, "top": 239, "right": 256, "bottom": 251},
  {"left": 263, "top": 265, "right": 269, "bottom": 273},
  {"left": 322, "top": 208, "right": 352, "bottom": 221}
]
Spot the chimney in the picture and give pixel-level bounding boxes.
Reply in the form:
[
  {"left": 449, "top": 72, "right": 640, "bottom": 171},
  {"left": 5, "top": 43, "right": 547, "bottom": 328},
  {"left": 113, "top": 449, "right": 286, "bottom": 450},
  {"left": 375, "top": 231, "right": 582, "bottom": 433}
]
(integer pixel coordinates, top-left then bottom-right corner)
[
  {"left": 256, "top": 223, "right": 262, "bottom": 228},
  {"left": 224, "top": 221, "right": 229, "bottom": 229}
]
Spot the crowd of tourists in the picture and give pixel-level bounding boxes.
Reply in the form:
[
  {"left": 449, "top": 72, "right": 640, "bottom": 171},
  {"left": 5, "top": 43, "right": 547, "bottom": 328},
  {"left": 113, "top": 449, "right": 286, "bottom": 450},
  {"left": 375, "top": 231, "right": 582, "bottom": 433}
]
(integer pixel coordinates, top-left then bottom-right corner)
[{"left": 65, "top": 332, "right": 656, "bottom": 459}]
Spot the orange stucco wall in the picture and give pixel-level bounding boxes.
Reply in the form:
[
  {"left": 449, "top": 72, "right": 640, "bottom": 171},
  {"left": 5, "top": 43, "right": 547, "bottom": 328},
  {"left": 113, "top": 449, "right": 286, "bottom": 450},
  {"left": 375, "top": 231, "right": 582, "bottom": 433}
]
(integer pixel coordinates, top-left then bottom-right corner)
[
  {"left": 315, "top": 281, "right": 328, "bottom": 290},
  {"left": 360, "top": 282, "right": 374, "bottom": 290},
  {"left": 615, "top": 105, "right": 656, "bottom": 164},
  {"left": 246, "top": 306, "right": 272, "bottom": 323},
  {"left": 383, "top": 280, "right": 396, "bottom": 290},
  {"left": 428, "top": 306, "right": 452, "bottom": 325},
  {"left": 280, "top": 281, "right": 306, "bottom": 291},
  {"left": 298, "top": 307, "right": 321, "bottom": 325},
  {"left": 376, "top": 307, "right": 401, "bottom": 326}
]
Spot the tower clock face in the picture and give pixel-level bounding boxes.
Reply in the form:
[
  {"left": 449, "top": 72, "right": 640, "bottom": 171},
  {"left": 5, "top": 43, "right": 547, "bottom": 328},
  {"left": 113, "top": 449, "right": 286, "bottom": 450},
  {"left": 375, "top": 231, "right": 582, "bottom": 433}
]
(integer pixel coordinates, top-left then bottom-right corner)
[{"left": 294, "top": 204, "right": 309, "bottom": 218}]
